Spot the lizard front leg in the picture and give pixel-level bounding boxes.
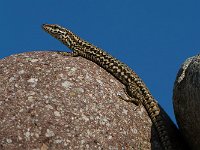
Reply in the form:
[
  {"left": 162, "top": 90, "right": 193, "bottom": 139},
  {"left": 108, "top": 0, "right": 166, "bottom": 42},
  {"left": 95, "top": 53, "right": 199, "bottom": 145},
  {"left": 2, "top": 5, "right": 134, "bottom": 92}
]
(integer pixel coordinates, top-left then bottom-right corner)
[{"left": 57, "top": 51, "right": 79, "bottom": 57}]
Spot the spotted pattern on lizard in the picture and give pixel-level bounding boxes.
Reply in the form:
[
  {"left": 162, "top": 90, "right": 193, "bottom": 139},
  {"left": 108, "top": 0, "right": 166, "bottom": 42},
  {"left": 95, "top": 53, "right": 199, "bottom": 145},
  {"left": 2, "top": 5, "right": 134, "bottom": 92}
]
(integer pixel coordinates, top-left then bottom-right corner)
[{"left": 42, "top": 24, "right": 172, "bottom": 150}]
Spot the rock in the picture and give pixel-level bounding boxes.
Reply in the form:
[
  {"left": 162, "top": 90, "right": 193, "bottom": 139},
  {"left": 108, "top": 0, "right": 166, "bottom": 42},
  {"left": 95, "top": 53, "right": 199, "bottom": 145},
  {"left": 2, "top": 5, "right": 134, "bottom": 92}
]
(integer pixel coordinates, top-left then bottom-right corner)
[
  {"left": 0, "top": 51, "right": 183, "bottom": 149},
  {"left": 173, "top": 54, "right": 200, "bottom": 149}
]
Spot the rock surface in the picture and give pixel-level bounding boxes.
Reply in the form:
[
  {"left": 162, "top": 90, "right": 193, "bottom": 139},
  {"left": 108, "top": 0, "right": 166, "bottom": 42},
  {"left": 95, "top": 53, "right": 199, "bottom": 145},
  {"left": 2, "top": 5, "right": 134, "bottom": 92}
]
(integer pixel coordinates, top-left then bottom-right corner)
[
  {"left": 173, "top": 54, "right": 200, "bottom": 149},
  {"left": 0, "top": 51, "right": 184, "bottom": 149}
]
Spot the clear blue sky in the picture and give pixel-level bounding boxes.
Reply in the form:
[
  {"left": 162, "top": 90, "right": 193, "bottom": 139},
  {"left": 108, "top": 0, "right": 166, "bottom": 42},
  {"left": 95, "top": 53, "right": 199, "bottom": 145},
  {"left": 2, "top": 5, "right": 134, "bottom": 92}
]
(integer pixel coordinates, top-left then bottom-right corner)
[{"left": 1, "top": 1, "right": 200, "bottom": 124}]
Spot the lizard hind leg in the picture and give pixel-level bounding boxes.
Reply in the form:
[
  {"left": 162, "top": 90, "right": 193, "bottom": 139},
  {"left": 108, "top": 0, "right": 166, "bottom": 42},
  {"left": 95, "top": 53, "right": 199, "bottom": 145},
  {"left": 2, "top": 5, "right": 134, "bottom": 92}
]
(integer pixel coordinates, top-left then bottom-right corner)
[
  {"left": 126, "top": 83, "right": 144, "bottom": 105},
  {"left": 118, "top": 86, "right": 141, "bottom": 111}
]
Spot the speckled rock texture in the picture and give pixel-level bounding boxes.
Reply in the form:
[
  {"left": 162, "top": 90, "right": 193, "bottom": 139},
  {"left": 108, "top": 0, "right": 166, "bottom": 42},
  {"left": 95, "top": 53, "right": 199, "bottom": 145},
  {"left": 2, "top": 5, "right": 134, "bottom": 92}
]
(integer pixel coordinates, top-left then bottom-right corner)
[
  {"left": 0, "top": 51, "right": 184, "bottom": 150},
  {"left": 173, "top": 54, "right": 200, "bottom": 149}
]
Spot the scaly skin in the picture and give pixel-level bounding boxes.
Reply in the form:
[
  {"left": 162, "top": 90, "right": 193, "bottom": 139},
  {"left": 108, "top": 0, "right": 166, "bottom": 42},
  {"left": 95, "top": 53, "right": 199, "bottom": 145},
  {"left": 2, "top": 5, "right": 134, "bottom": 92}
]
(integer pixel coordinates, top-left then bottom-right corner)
[{"left": 42, "top": 24, "right": 172, "bottom": 150}]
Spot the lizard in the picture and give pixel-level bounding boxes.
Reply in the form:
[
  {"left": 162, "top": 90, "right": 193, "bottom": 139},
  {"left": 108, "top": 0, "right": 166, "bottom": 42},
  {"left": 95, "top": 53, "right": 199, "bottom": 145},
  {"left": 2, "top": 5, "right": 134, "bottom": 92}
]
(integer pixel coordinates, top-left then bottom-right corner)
[{"left": 42, "top": 24, "right": 172, "bottom": 150}]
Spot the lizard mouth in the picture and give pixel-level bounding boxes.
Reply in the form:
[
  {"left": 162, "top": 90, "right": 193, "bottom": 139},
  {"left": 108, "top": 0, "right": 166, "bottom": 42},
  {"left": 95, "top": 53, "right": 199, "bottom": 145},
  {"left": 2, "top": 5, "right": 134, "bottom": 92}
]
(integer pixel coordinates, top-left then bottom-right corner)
[
  {"left": 42, "top": 24, "right": 53, "bottom": 33},
  {"left": 42, "top": 24, "right": 62, "bottom": 39}
]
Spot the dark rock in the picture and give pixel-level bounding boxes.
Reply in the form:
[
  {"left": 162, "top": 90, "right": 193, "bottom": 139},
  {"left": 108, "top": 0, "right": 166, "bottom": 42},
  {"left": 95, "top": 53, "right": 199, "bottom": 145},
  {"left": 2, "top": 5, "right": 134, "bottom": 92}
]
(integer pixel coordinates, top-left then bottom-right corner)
[{"left": 173, "top": 54, "right": 200, "bottom": 149}]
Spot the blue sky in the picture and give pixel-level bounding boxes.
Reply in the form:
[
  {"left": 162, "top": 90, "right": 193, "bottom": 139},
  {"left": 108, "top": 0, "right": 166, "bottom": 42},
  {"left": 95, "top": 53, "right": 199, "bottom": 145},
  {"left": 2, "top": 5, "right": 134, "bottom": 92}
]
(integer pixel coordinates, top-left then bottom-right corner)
[{"left": 1, "top": 1, "right": 200, "bottom": 124}]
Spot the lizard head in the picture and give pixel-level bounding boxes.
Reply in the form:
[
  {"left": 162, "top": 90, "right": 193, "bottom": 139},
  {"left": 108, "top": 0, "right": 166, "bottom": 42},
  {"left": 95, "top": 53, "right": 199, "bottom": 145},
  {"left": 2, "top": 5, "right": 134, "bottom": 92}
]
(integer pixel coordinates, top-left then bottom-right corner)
[{"left": 42, "top": 24, "right": 80, "bottom": 50}]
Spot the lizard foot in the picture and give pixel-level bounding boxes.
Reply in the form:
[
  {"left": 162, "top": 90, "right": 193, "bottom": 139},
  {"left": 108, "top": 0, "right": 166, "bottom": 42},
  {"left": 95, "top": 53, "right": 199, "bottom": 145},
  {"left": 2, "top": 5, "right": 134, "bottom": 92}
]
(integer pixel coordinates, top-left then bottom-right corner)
[
  {"left": 57, "top": 51, "right": 79, "bottom": 57},
  {"left": 118, "top": 88, "right": 141, "bottom": 111}
]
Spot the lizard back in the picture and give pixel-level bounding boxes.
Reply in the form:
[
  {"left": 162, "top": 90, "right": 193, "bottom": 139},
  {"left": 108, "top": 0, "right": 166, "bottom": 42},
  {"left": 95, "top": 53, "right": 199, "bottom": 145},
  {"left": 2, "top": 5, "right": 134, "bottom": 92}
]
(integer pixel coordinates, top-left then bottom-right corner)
[{"left": 42, "top": 24, "right": 173, "bottom": 149}]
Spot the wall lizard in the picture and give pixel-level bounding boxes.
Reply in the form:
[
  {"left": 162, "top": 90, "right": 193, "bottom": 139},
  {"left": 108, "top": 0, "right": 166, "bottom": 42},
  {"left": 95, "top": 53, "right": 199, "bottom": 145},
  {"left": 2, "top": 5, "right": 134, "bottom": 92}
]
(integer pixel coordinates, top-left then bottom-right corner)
[{"left": 42, "top": 24, "right": 172, "bottom": 150}]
